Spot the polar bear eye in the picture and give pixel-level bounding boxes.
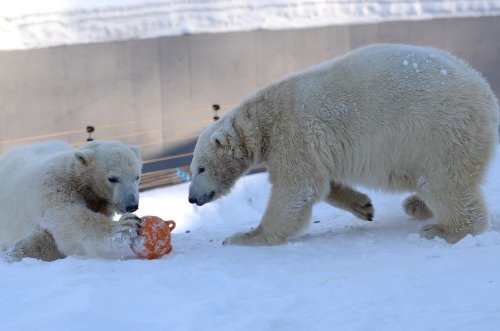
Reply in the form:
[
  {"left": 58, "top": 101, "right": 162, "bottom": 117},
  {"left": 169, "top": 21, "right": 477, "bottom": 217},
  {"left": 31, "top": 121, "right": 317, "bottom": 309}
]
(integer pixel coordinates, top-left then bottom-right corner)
[
  {"left": 198, "top": 167, "right": 205, "bottom": 174},
  {"left": 135, "top": 176, "right": 140, "bottom": 181},
  {"left": 108, "top": 177, "right": 119, "bottom": 183}
]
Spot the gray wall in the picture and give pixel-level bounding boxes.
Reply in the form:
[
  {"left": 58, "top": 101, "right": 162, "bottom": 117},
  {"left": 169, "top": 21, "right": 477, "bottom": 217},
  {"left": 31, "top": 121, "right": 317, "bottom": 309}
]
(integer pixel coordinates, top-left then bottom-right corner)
[{"left": 1, "top": 15, "right": 500, "bottom": 162}]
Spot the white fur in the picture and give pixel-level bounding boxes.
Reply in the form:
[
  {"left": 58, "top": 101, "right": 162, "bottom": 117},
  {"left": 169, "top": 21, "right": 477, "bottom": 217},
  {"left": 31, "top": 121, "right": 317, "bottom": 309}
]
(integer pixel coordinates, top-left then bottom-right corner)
[
  {"left": 189, "top": 43, "right": 499, "bottom": 245},
  {"left": 0, "top": 140, "right": 143, "bottom": 261}
]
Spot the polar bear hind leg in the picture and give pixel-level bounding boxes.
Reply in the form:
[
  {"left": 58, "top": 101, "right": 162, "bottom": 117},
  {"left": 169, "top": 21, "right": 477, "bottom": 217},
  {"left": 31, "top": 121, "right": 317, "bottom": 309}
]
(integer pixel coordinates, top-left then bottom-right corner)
[
  {"left": 403, "top": 194, "right": 433, "bottom": 220},
  {"left": 418, "top": 184, "right": 489, "bottom": 243},
  {"left": 6, "top": 230, "right": 65, "bottom": 262}
]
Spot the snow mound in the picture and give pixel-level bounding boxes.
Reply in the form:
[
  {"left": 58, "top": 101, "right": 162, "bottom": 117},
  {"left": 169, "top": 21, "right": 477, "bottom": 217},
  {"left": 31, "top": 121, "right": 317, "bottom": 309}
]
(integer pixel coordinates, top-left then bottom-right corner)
[{"left": 1, "top": 0, "right": 500, "bottom": 50}]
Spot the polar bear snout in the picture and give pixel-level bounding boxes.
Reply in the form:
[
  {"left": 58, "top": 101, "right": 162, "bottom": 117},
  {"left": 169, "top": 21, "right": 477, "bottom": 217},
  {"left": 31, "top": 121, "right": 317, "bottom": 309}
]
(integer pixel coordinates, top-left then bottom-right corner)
[
  {"left": 125, "top": 203, "right": 139, "bottom": 213},
  {"left": 116, "top": 200, "right": 139, "bottom": 213},
  {"left": 188, "top": 190, "right": 214, "bottom": 206},
  {"left": 188, "top": 173, "right": 217, "bottom": 206},
  {"left": 114, "top": 190, "right": 140, "bottom": 214},
  {"left": 121, "top": 194, "right": 139, "bottom": 213}
]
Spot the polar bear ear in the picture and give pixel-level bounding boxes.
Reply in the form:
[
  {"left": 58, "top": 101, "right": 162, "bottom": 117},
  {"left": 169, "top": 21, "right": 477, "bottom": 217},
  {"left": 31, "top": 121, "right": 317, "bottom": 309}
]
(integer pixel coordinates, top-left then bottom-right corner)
[
  {"left": 75, "top": 150, "right": 95, "bottom": 166},
  {"left": 210, "top": 131, "right": 228, "bottom": 147},
  {"left": 130, "top": 145, "right": 142, "bottom": 160}
]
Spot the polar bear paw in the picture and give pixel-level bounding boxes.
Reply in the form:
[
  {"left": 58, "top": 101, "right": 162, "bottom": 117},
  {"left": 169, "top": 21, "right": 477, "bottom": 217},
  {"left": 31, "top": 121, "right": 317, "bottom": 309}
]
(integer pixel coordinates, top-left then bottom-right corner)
[
  {"left": 419, "top": 224, "right": 464, "bottom": 244},
  {"left": 109, "top": 213, "right": 141, "bottom": 244},
  {"left": 326, "top": 185, "right": 374, "bottom": 221},
  {"left": 350, "top": 200, "right": 374, "bottom": 221},
  {"left": 404, "top": 195, "right": 433, "bottom": 220},
  {"left": 419, "top": 224, "right": 445, "bottom": 240},
  {"left": 222, "top": 230, "right": 286, "bottom": 246},
  {"left": 5, "top": 230, "right": 64, "bottom": 262}
]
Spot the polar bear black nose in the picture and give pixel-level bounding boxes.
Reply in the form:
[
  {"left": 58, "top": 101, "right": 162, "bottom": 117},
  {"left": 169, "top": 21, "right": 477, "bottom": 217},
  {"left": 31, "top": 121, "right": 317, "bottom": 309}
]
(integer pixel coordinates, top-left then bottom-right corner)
[
  {"left": 188, "top": 197, "right": 197, "bottom": 204},
  {"left": 126, "top": 204, "right": 139, "bottom": 212}
]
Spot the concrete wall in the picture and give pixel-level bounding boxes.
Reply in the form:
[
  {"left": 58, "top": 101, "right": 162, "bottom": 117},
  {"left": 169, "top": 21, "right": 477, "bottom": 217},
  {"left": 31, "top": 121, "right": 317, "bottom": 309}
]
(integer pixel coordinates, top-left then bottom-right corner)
[{"left": 1, "top": 15, "right": 500, "bottom": 166}]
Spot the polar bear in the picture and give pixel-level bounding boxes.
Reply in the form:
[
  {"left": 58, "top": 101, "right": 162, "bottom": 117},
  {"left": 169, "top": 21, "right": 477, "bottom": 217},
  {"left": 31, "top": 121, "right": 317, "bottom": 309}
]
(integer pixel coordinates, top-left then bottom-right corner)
[
  {"left": 0, "top": 140, "right": 143, "bottom": 261},
  {"left": 188, "top": 43, "right": 499, "bottom": 245}
]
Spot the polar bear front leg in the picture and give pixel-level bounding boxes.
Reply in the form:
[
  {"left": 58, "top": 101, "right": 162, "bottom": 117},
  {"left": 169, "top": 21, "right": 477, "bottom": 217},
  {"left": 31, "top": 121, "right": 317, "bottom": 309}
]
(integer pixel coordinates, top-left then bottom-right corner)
[
  {"left": 223, "top": 185, "right": 316, "bottom": 246},
  {"left": 324, "top": 182, "right": 374, "bottom": 221},
  {"left": 45, "top": 208, "right": 141, "bottom": 259},
  {"left": 6, "top": 230, "right": 65, "bottom": 262}
]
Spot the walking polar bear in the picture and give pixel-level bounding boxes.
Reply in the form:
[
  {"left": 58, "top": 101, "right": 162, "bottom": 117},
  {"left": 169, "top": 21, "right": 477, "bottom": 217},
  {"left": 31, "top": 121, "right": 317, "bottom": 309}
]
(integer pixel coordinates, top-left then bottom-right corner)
[
  {"left": 189, "top": 43, "right": 499, "bottom": 245},
  {"left": 0, "top": 140, "right": 143, "bottom": 261}
]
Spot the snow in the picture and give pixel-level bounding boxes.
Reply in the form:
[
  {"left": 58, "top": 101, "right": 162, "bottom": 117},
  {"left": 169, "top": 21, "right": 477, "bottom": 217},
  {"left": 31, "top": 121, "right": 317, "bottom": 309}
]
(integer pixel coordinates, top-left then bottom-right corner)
[
  {"left": 1, "top": 144, "right": 500, "bottom": 330},
  {"left": 1, "top": 2, "right": 500, "bottom": 327},
  {"left": 1, "top": 0, "right": 500, "bottom": 50},
  {"left": 440, "top": 69, "right": 448, "bottom": 76}
]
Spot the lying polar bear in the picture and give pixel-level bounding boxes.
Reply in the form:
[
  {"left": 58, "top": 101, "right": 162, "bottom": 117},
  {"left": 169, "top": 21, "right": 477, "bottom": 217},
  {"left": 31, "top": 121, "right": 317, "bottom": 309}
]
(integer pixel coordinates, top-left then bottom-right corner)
[
  {"left": 0, "top": 140, "right": 143, "bottom": 261},
  {"left": 188, "top": 43, "right": 499, "bottom": 245}
]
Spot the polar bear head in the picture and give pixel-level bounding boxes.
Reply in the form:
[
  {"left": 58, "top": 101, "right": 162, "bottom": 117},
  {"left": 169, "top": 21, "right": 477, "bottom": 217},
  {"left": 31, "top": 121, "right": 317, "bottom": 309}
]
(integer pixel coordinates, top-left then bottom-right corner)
[
  {"left": 74, "top": 141, "right": 142, "bottom": 214},
  {"left": 189, "top": 117, "right": 254, "bottom": 206}
]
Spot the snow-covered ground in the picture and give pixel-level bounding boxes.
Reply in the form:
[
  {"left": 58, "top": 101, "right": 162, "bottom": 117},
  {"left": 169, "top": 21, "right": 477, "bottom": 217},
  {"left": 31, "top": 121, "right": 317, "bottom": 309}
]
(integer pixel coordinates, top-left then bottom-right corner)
[
  {"left": 1, "top": 144, "right": 499, "bottom": 331},
  {"left": 1, "top": 1, "right": 499, "bottom": 329},
  {"left": 2, "top": 0, "right": 500, "bottom": 50}
]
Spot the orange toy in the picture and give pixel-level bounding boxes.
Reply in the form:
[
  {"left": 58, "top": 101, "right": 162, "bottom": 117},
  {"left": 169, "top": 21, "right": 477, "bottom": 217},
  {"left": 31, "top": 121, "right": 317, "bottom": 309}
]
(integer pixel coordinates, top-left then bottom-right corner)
[{"left": 131, "top": 215, "right": 176, "bottom": 259}]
